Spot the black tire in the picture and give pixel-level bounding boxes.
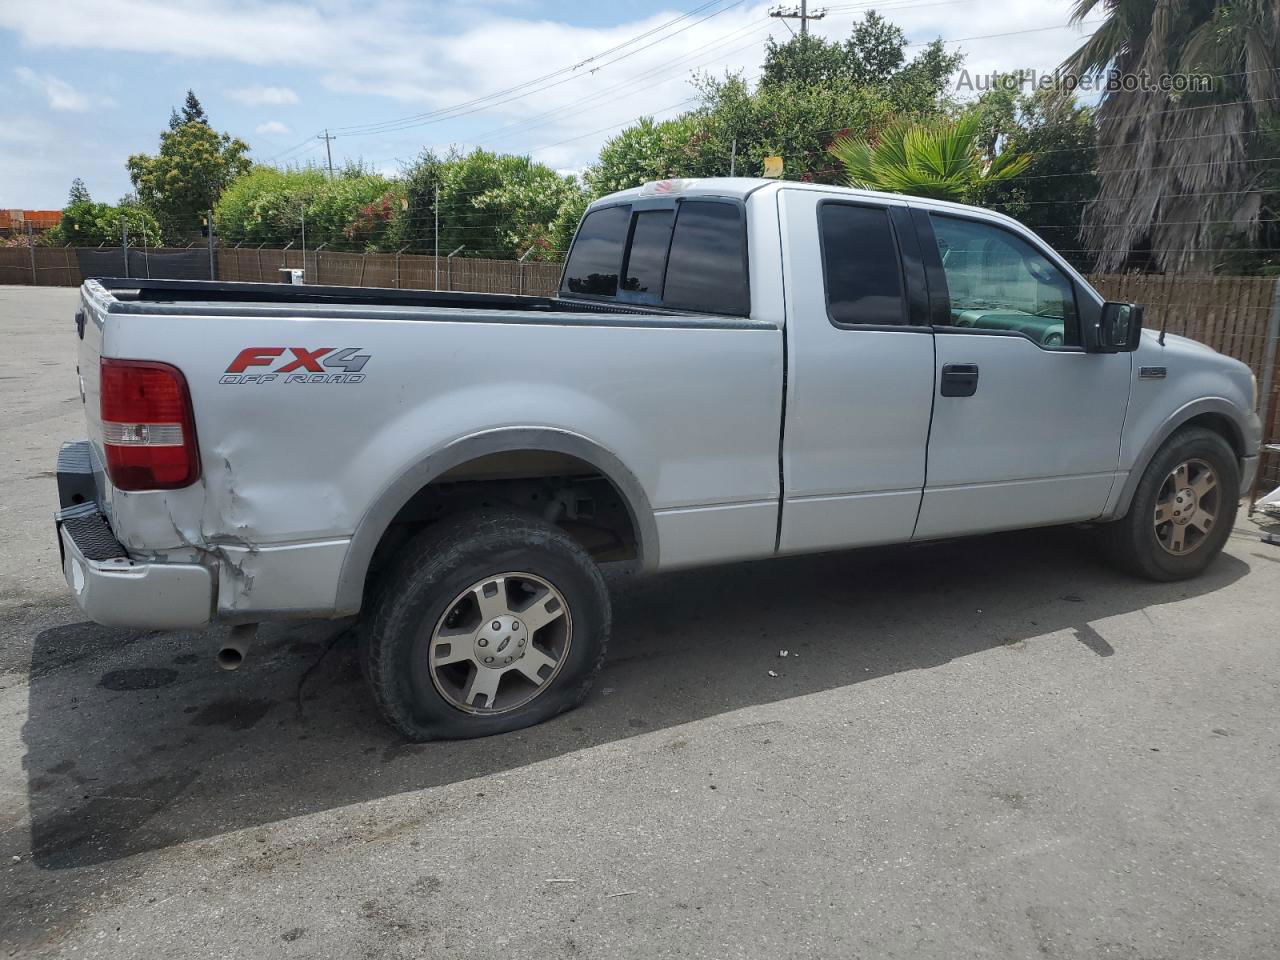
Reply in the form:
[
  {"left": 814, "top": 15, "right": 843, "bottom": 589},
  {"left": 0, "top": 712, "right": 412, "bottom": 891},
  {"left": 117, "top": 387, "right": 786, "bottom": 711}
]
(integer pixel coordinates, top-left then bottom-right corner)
[
  {"left": 361, "top": 508, "right": 610, "bottom": 741},
  {"left": 1102, "top": 426, "right": 1239, "bottom": 581}
]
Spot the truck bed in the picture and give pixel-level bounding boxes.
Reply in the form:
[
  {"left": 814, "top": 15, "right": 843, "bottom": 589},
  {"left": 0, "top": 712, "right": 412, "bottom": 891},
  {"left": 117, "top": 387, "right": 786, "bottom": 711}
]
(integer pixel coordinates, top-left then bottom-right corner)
[{"left": 87, "top": 277, "right": 765, "bottom": 330}]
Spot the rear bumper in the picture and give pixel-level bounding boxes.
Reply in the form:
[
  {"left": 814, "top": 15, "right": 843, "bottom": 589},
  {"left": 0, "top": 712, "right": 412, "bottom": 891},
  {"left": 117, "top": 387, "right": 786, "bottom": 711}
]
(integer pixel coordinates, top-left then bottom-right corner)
[
  {"left": 57, "top": 439, "right": 215, "bottom": 630},
  {"left": 58, "top": 502, "right": 214, "bottom": 630}
]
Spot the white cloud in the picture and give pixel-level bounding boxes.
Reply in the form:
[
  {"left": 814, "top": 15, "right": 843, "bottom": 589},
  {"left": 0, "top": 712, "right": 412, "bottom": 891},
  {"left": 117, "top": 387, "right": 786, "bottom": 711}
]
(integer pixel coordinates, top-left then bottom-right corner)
[
  {"left": 255, "top": 120, "right": 291, "bottom": 135},
  {"left": 230, "top": 85, "right": 299, "bottom": 106},
  {"left": 1, "top": 0, "right": 1097, "bottom": 195},
  {"left": 13, "top": 66, "right": 92, "bottom": 111}
]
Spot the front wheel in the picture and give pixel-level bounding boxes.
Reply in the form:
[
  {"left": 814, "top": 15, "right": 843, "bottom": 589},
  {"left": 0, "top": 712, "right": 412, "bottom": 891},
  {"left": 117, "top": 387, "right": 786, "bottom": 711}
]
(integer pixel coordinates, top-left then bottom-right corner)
[
  {"left": 1102, "top": 426, "right": 1239, "bottom": 581},
  {"left": 362, "top": 508, "right": 611, "bottom": 740}
]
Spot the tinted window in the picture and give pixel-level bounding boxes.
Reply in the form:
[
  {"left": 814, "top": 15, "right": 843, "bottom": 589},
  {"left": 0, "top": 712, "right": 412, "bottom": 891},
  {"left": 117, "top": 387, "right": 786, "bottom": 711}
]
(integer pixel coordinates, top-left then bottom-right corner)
[
  {"left": 930, "top": 214, "right": 1079, "bottom": 349},
  {"left": 819, "top": 204, "right": 906, "bottom": 326},
  {"left": 562, "top": 205, "right": 629, "bottom": 297},
  {"left": 663, "top": 201, "right": 748, "bottom": 315},
  {"left": 622, "top": 210, "right": 674, "bottom": 295}
]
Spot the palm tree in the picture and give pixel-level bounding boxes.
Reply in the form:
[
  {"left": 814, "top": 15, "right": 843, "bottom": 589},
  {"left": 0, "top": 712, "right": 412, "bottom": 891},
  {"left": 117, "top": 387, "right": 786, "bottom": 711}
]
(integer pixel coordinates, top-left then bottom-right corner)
[
  {"left": 1065, "top": 0, "right": 1279, "bottom": 271},
  {"left": 828, "top": 113, "right": 1031, "bottom": 203}
]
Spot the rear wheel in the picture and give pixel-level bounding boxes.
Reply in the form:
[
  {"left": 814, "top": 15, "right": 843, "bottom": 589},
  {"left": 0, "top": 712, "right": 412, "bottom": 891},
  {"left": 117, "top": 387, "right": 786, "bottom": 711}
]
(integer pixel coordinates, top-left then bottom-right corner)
[
  {"left": 1102, "top": 426, "right": 1239, "bottom": 581},
  {"left": 362, "top": 508, "right": 610, "bottom": 740}
]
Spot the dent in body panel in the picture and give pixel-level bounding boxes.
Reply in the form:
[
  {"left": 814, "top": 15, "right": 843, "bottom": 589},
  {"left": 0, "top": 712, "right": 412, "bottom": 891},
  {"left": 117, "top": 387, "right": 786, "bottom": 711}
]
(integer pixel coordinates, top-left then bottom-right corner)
[
  {"left": 113, "top": 445, "right": 267, "bottom": 610},
  {"left": 87, "top": 275, "right": 784, "bottom": 617}
]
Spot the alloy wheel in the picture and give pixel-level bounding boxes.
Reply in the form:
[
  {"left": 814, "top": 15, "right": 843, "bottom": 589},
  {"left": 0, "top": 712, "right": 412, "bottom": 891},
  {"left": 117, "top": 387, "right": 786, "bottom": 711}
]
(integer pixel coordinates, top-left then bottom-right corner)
[{"left": 427, "top": 572, "right": 572, "bottom": 714}]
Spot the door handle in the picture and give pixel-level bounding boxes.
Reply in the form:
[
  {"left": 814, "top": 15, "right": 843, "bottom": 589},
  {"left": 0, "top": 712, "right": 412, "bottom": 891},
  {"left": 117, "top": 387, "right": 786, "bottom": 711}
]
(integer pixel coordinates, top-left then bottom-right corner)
[{"left": 940, "top": 363, "right": 979, "bottom": 397}]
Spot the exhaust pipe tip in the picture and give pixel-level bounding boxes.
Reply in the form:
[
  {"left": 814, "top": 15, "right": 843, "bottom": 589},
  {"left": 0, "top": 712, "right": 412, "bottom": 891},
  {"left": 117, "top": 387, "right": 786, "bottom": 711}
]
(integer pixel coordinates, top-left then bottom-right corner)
[{"left": 216, "top": 623, "right": 258, "bottom": 671}]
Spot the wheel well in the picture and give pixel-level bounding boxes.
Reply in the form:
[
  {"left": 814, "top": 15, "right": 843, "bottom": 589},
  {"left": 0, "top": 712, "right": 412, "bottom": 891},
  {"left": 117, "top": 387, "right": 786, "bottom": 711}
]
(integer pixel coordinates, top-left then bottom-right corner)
[
  {"left": 1179, "top": 412, "right": 1244, "bottom": 458},
  {"left": 364, "top": 450, "right": 640, "bottom": 593}
]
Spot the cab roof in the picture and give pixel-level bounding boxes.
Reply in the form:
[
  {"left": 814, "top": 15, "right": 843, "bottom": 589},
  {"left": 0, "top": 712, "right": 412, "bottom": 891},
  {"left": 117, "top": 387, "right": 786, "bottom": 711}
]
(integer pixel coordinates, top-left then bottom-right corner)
[{"left": 591, "top": 177, "right": 1025, "bottom": 230}]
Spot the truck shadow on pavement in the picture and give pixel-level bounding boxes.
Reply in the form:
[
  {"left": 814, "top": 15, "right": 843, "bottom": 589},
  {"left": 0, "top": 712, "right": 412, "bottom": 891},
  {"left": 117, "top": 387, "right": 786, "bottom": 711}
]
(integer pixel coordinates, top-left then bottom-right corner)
[{"left": 18, "top": 526, "right": 1248, "bottom": 871}]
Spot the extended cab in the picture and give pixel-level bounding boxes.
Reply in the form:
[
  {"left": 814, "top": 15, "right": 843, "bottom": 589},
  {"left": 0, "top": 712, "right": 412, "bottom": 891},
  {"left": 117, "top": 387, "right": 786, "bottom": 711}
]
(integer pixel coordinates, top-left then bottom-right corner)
[{"left": 57, "top": 178, "right": 1262, "bottom": 739}]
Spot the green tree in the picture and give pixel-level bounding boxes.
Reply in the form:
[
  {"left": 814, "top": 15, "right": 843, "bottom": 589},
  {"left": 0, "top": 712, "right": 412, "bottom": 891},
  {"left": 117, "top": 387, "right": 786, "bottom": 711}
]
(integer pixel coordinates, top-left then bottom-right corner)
[
  {"left": 128, "top": 105, "right": 250, "bottom": 240},
  {"left": 759, "top": 11, "right": 961, "bottom": 105},
  {"left": 181, "top": 90, "right": 208, "bottom": 125},
  {"left": 843, "top": 10, "right": 908, "bottom": 85},
  {"left": 760, "top": 33, "right": 848, "bottom": 87},
  {"left": 213, "top": 165, "right": 404, "bottom": 250},
  {"left": 384, "top": 149, "right": 450, "bottom": 253},
  {"left": 829, "top": 112, "right": 1031, "bottom": 202},
  {"left": 588, "top": 72, "right": 902, "bottom": 191},
  {"left": 48, "top": 200, "right": 161, "bottom": 247},
  {"left": 305, "top": 171, "right": 404, "bottom": 250},
  {"left": 1065, "top": 0, "right": 1280, "bottom": 271},
  {"left": 433, "top": 149, "right": 579, "bottom": 260},
  {"left": 587, "top": 114, "right": 709, "bottom": 193},
  {"left": 884, "top": 39, "right": 963, "bottom": 111},
  {"left": 591, "top": 12, "right": 960, "bottom": 195},
  {"left": 67, "top": 178, "right": 91, "bottom": 205},
  {"left": 213, "top": 166, "right": 325, "bottom": 245}
]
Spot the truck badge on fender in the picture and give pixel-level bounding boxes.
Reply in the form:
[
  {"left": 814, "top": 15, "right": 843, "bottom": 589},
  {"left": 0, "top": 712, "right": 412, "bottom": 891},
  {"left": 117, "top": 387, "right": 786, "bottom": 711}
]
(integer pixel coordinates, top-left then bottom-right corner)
[{"left": 220, "top": 347, "right": 370, "bottom": 384}]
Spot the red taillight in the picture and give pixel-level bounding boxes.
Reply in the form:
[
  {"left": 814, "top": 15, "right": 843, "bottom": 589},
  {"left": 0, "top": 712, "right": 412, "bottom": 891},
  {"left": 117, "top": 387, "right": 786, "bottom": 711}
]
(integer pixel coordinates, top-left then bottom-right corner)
[{"left": 100, "top": 358, "right": 200, "bottom": 491}]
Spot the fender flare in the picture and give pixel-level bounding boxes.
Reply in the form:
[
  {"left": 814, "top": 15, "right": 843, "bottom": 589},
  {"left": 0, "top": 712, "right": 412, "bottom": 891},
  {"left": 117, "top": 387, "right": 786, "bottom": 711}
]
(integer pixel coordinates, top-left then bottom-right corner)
[
  {"left": 333, "top": 426, "right": 659, "bottom": 615},
  {"left": 1106, "top": 397, "right": 1250, "bottom": 519}
]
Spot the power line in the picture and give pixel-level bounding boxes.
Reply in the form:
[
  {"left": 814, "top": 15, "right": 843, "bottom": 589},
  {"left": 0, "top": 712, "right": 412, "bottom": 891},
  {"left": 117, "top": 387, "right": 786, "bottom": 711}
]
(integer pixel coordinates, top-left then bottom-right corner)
[
  {"left": 331, "top": 0, "right": 751, "bottom": 139},
  {"left": 471, "top": 20, "right": 774, "bottom": 147}
]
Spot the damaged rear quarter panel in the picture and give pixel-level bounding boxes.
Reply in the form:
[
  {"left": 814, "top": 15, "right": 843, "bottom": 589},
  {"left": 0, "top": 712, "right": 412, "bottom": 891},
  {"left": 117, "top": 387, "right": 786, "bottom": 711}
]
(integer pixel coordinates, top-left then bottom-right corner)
[{"left": 97, "top": 298, "right": 781, "bottom": 619}]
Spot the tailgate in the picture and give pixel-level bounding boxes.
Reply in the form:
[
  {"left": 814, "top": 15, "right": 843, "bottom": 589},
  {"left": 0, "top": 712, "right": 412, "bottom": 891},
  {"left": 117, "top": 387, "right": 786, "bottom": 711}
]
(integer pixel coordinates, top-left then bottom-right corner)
[{"left": 74, "top": 292, "right": 110, "bottom": 511}]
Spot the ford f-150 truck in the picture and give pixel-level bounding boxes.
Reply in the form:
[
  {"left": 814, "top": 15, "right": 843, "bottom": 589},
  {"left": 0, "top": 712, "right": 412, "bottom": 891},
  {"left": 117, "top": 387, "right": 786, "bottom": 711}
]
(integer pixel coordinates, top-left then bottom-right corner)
[{"left": 56, "top": 177, "right": 1262, "bottom": 739}]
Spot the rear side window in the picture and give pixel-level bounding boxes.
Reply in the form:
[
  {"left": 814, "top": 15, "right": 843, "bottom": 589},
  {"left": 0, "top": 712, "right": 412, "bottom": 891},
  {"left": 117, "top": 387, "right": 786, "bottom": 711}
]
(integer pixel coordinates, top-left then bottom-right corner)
[
  {"left": 819, "top": 203, "right": 906, "bottom": 326},
  {"left": 663, "top": 201, "right": 748, "bottom": 315},
  {"left": 621, "top": 209, "right": 674, "bottom": 296},
  {"left": 562, "top": 205, "right": 630, "bottom": 297}
]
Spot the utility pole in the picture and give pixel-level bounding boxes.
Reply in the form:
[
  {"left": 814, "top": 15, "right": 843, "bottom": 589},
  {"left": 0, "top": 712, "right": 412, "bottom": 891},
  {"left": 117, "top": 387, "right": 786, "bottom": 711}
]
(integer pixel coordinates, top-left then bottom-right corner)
[
  {"left": 121, "top": 216, "right": 130, "bottom": 279},
  {"left": 729, "top": 137, "right": 737, "bottom": 177},
  {"left": 769, "top": 1, "right": 825, "bottom": 35},
  {"left": 434, "top": 184, "right": 440, "bottom": 291},
  {"left": 206, "top": 208, "right": 216, "bottom": 280},
  {"left": 300, "top": 204, "right": 307, "bottom": 282},
  {"left": 317, "top": 130, "right": 336, "bottom": 178}
]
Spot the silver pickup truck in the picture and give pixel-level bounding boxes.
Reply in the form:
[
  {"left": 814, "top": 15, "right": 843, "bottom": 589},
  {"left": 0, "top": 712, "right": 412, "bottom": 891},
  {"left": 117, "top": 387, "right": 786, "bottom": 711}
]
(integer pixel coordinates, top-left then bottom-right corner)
[{"left": 57, "top": 177, "right": 1261, "bottom": 739}]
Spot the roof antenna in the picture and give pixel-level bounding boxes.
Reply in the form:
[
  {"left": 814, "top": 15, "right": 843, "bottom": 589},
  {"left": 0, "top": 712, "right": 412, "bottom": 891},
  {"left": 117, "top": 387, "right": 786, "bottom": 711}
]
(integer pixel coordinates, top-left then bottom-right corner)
[{"left": 1159, "top": 308, "right": 1167, "bottom": 346}]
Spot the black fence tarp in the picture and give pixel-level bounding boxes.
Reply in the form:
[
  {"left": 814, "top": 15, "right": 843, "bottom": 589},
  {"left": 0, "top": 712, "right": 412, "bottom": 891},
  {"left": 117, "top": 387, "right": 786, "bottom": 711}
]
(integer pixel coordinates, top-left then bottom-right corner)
[{"left": 75, "top": 247, "right": 215, "bottom": 281}]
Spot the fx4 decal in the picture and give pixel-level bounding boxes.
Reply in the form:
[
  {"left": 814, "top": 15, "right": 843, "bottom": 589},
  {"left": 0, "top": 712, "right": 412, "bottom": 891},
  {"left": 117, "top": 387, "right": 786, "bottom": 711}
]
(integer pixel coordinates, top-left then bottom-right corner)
[{"left": 220, "top": 347, "right": 370, "bottom": 384}]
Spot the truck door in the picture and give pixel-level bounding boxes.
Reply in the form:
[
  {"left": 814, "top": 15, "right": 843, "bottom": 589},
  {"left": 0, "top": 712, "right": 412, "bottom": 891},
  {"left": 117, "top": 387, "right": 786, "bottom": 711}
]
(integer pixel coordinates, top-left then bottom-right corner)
[
  {"left": 776, "top": 189, "right": 936, "bottom": 553},
  {"left": 910, "top": 209, "right": 1131, "bottom": 539}
]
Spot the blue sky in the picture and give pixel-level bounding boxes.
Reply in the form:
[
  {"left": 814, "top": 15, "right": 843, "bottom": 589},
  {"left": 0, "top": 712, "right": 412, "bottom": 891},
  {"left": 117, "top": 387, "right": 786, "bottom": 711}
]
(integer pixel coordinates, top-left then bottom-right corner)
[{"left": 0, "top": 0, "right": 1092, "bottom": 209}]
